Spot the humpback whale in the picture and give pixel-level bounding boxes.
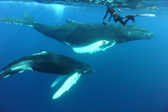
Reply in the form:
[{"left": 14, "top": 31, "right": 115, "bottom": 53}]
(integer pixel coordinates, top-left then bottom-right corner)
[
  {"left": 0, "top": 50, "right": 94, "bottom": 99},
  {"left": 0, "top": 13, "right": 155, "bottom": 53}
]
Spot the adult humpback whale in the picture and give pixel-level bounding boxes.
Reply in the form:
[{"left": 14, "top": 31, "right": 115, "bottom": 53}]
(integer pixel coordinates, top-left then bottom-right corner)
[
  {"left": 0, "top": 50, "right": 94, "bottom": 99},
  {"left": 0, "top": 13, "right": 155, "bottom": 53}
]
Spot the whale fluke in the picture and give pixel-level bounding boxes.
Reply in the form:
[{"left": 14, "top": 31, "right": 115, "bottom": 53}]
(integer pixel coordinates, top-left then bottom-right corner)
[{"left": 0, "top": 12, "right": 35, "bottom": 27}]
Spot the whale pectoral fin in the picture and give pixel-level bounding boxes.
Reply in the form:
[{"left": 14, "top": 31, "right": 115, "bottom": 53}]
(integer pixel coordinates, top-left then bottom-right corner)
[
  {"left": 50, "top": 75, "right": 67, "bottom": 88},
  {"left": 73, "top": 40, "right": 116, "bottom": 54},
  {"left": 52, "top": 72, "right": 81, "bottom": 99},
  {"left": 0, "top": 17, "right": 23, "bottom": 25}
]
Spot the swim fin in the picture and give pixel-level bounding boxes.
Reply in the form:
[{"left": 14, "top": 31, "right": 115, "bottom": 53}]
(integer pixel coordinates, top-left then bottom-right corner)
[
  {"left": 103, "top": 21, "right": 108, "bottom": 25},
  {"left": 126, "top": 15, "right": 135, "bottom": 22}
]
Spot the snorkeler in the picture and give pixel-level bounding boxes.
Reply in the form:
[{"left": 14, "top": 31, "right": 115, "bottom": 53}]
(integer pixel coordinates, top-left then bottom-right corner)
[{"left": 102, "top": 3, "right": 135, "bottom": 25}]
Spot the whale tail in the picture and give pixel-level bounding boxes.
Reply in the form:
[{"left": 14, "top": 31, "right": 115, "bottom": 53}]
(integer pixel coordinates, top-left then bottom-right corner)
[{"left": 0, "top": 12, "right": 35, "bottom": 27}]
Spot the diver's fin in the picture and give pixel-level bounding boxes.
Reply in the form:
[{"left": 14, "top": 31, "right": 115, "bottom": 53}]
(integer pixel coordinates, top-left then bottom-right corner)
[
  {"left": 0, "top": 12, "right": 35, "bottom": 27},
  {"left": 52, "top": 72, "right": 81, "bottom": 99},
  {"left": 125, "top": 15, "right": 135, "bottom": 22},
  {"left": 73, "top": 40, "right": 116, "bottom": 54},
  {"left": 103, "top": 21, "right": 108, "bottom": 25},
  {"left": 123, "top": 13, "right": 156, "bottom": 22},
  {"left": 67, "top": 20, "right": 76, "bottom": 23},
  {"left": 123, "top": 14, "right": 156, "bottom": 18}
]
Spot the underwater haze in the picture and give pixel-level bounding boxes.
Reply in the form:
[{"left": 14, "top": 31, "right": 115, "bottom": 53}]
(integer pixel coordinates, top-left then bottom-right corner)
[{"left": 0, "top": 1, "right": 168, "bottom": 112}]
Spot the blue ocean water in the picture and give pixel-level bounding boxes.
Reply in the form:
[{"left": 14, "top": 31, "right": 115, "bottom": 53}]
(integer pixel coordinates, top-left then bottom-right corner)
[{"left": 0, "top": 2, "right": 168, "bottom": 112}]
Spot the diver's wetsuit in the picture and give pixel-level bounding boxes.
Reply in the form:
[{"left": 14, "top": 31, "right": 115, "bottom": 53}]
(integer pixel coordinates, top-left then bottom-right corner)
[{"left": 103, "top": 4, "right": 130, "bottom": 25}]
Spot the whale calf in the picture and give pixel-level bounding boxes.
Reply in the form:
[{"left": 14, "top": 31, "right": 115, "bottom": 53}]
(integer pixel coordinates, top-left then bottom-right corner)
[
  {"left": 0, "top": 50, "right": 94, "bottom": 99},
  {"left": 0, "top": 13, "right": 155, "bottom": 53}
]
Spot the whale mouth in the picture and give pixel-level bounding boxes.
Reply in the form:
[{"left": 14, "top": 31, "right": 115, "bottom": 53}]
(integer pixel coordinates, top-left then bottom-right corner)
[
  {"left": 146, "top": 31, "right": 155, "bottom": 39},
  {"left": 139, "top": 29, "right": 155, "bottom": 40},
  {"left": 85, "top": 68, "right": 94, "bottom": 74},
  {"left": 82, "top": 66, "right": 94, "bottom": 74},
  {"left": 125, "top": 26, "right": 155, "bottom": 41}
]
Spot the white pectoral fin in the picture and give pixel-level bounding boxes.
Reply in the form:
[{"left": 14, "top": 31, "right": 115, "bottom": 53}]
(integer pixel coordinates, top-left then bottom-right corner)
[
  {"left": 52, "top": 72, "right": 81, "bottom": 99},
  {"left": 73, "top": 40, "right": 116, "bottom": 54}
]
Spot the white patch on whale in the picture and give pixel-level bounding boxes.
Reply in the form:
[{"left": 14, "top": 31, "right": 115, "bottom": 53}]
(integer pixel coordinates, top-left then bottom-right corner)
[
  {"left": 11, "top": 60, "right": 33, "bottom": 72},
  {"left": 31, "top": 51, "right": 47, "bottom": 56},
  {"left": 63, "top": 41, "right": 71, "bottom": 45},
  {"left": 3, "top": 74, "right": 11, "bottom": 78},
  {"left": 73, "top": 40, "right": 116, "bottom": 54},
  {"left": 52, "top": 72, "right": 81, "bottom": 99},
  {"left": 19, "top": 71, "right": 24, "bottom": 73}
]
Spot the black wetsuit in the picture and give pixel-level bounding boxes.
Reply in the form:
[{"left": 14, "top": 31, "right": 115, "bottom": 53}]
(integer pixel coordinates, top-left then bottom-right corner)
[{"left": 103, "top": 4, "right": 130, "bottom": 25}]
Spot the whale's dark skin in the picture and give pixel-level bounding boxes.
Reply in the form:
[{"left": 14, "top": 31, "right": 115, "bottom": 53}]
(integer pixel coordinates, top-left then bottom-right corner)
[
  {"left": 0, "top": 51, "right": 94, "bottom": 79},
  {"left": 0, "top": 13, "right": 155, "bottom": 46}
]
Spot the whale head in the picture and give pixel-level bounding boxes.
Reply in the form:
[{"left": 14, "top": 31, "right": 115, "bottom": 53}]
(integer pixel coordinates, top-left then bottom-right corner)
[
  {"left": 115, "top": 25, "right": 155, "bottom": 43},
  {"left": 79, "top": 63, "right": 94, "bottom": 74}
]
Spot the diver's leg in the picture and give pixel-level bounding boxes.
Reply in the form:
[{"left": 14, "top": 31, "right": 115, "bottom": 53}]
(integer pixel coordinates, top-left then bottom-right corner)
[
  {"left": 119, "top": 18, "right": 129, "bottom": 25},
  {"left": 103, "top": 14, "right": 112, "bottom": 25},
  {"left": 108, "top": 15, "right": 112, "bottom": 22},
  {"left": 103, "top": 11, "right": 109, "bottom": 20},
  {"left": 102, "top": 11, "right": 109, "bottom": 25}
]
